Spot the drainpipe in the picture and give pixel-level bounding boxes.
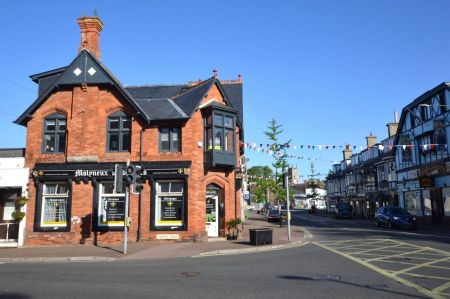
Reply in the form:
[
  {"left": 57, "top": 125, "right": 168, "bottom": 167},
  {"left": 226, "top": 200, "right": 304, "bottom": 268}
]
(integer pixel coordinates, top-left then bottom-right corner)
[{"left": 137, "top": 128, "right": 144, "bottom": 242}]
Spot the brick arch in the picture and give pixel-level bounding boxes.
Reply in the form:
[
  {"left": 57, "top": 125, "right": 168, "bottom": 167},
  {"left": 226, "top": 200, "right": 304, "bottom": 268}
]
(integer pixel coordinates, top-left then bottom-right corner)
[
  {"left": 204, "top": 174, "right": 229, "bottom": 190},
  {"left": 105, "top": 106, "right": 129, "bottom": 116},
  {"left": 41, "top": 107, "right": 68, "bottom": 119}
]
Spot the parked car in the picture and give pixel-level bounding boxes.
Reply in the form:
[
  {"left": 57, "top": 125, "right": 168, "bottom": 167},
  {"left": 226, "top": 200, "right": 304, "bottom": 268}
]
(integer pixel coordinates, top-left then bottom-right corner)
[
  {"left": 375, "top": 207, "right": 417, "bottom": 230},
  {"left": 265, "top": 209, "right": 280, "bottom": 222},
  {"left": 335, "top": 202, "right": 353, "bottom": 219}
]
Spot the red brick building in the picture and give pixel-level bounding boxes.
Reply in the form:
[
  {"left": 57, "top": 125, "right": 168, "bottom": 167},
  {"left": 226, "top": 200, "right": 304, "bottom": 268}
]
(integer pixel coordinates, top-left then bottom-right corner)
[{"left": 15, "top": 16, "right": 244, "bottom": 246}]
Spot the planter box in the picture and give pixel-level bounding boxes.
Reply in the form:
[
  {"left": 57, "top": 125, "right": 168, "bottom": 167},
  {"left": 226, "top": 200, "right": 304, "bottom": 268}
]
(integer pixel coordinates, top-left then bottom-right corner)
[{"left": 249, "top": 228, "right": 273, "bottom": 246}]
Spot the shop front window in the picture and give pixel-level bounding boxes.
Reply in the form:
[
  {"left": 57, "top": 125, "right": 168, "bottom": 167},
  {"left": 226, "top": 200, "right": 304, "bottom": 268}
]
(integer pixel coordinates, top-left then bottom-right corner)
[
  {"left": 405, "top": 191, "right": 421, "bottom": 216},
  {"left": 98, "top": 182, "right": 126, "bottom": 228},
  {"left": 41, "top": 183, "right": 69, "bottom": 227},
  {"left": 154, "top": 180, "right": 185, "bottom": 229}
]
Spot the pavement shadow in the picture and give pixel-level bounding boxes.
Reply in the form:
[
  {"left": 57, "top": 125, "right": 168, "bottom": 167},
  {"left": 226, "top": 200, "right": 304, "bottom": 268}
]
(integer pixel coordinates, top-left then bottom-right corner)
[
  {"left": 278, "top": 275, "right": 426, "bottom": 298},
  {"left": 0, "top": 294, "right": 30, "bottom": 299}
]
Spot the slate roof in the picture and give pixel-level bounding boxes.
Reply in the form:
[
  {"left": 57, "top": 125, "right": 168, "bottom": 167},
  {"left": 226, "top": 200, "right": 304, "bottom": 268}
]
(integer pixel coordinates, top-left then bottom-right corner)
[
  {"left": 15, "top": 50, "right": 148, "bottom": 125},
  {"left": 0, "top": 148, "right": 25, "bottom": 158},
  {"left": 16, "top": 50, "right": 244, "bottom": 132},
  {"left": 135, "top": 98, "right": 187, "bottom": 120}
]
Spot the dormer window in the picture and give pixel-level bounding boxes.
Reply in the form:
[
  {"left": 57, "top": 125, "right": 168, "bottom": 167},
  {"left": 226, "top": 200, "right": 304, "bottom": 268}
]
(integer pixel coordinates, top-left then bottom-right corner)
[
  {"left": 107, "top": 112, "right": 131, "bottom": 152},
  {"left": 43, "top": 113, "right": 66, "bottom": 153}
]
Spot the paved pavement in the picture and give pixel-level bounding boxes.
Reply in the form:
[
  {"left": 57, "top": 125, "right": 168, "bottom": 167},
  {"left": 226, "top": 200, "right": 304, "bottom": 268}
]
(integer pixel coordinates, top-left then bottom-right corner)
[{"left": 0, "top": 213, "right": 305, "bottom": 263}]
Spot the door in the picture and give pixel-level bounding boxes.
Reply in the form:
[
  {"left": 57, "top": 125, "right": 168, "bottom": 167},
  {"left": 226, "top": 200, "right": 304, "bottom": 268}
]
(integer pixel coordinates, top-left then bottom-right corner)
[
  {"left": 206, "top": 194, "right": 219, "bottom": 237},
  {"left": 430, "top": 189, "right": 445, "bottom": 225},
  {"left": 206, "top": 184, "right": 220, "bottom": 237}
]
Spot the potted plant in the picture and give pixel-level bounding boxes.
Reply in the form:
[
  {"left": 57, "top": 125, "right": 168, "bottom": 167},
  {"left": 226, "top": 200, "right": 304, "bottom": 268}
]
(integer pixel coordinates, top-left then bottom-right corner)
[
  {"left": 12, "top": 196, "right": 28, "bottom": 222},
  {"left": 12, "top": 210, "right": 26, "bottom": 222},
  {"left": 225, "top": 218, "right": 242, "bottom": 240},
  {"left": 15, "top": 196, "right": 28, "bottom": 208}
]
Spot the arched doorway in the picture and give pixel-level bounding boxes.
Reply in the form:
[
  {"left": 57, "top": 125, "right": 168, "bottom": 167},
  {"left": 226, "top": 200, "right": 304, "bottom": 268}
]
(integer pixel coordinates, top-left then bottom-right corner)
[{"left": 206, "top": 184, "right": 224, "bottom": 237}]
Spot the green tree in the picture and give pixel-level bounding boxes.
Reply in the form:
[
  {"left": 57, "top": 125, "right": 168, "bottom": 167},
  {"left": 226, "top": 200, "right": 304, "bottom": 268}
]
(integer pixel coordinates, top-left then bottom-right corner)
[
  {"left": 306, "top": 163, "right": 322, "bottom": 205},
  {"left": 264, "top": 119, "right": 291, "bottom": 202},
  {"left": 248, "top": 166, "right": 273, "bottom": 182}
]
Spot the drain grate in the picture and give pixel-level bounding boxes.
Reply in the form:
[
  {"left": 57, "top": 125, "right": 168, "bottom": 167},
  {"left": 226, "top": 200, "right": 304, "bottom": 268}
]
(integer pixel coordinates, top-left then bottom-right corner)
[
  {"left": 178, "top": 272, "right": 200, "bottom": 278},
  {"left": 312, "top": 274, "right": 342, "bottom": 281}
]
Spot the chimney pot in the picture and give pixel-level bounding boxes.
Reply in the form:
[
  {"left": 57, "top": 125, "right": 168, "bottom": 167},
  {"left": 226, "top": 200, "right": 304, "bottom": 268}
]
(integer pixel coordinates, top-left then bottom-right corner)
[{"left": 77, "top": 16, "right": 104, "bottom": 60}]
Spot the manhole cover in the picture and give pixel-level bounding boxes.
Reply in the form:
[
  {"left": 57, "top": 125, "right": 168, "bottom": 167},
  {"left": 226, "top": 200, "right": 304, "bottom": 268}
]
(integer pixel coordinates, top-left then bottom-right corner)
[
  {"left": 312, "top": 274, "right": 341, "bottom": 281},
  {"left": 178, "top": 272, "right": 200, "bottom": 278}
]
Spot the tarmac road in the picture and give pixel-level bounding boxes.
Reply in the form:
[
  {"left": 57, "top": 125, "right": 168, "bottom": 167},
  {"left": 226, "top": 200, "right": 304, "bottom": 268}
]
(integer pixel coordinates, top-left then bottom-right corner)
[{"left": 1, "top": 210, "right": 446, "bottom": 298}]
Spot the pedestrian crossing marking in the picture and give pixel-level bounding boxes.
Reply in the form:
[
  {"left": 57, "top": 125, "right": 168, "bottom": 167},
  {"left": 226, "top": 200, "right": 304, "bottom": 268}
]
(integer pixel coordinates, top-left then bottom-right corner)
[{"left": 314, "top": 239, "right": 450, "bottom": 299}]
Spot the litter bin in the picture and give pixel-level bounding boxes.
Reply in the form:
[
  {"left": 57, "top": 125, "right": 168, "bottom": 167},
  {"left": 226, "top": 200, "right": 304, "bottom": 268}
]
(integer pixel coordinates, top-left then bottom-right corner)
[{"left": 249, "top": 228, "right": 273, "bottom": 246}]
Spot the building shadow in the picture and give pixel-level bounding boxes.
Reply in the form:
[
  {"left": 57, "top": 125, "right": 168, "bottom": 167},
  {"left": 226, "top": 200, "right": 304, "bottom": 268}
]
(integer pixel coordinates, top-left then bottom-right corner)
[{"left": 278, "top": 275, "right": 426, "bottom": 298}]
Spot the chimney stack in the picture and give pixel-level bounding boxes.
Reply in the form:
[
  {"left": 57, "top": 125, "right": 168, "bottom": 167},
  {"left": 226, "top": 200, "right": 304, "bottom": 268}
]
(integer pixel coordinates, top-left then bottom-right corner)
[
  {"left": 77, "top": 16, "right": 104, "bottom": 60},
  {"left": 387, "top": 111, "right": 399, "bottom": 137},
  {"left": 343, "top": 144, "right": 352, "bottom": 160},
  {"left": 366, "top": 132, "right": 377, "bottom": 147}
]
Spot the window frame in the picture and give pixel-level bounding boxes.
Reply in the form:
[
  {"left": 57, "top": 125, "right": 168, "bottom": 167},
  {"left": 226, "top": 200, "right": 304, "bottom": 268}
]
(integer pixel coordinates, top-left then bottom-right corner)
[
  {"left": 204, "top": 111, "right": 235, "bottom": 153},
  {"left": 150, "top": 179, "right": 188, "bottom": 231},
  {"left": 158, "top": 127, "right": 181, "bottom": 153},
  {"left": 106, "top": 111, "right": 131, "bottom": 152},
  {"left": 42, "top": 113, "right": 66, "bottom": 154},
  {"left": 96, "top": 181, "right": 126, "bottom": 230},
  {"left": 34, "top": 181, "right": 72, "bottom": 232}
]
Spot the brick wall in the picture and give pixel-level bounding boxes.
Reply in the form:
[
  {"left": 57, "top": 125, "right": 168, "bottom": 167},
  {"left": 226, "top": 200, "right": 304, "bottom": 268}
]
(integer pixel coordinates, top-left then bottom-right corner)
[{"left": 24, "top": 82, "right": 241, "bottom": 245}]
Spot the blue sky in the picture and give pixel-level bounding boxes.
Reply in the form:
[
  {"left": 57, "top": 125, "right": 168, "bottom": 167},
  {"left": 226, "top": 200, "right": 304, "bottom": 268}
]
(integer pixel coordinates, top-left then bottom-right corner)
[{"left": 1, "top": 0, "right": 450, "bottom": 180}]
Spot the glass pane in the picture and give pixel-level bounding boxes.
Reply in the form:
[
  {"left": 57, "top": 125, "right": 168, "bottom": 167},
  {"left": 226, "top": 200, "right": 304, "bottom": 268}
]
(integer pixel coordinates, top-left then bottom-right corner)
[
  {"left": 171, "top": 128, "right": 179, "bottom": 141},
  {"left": 44, "top": 134, "right": 55, "bottom": 152},
  {"left": 213, "top": 114, "right": 223, "bottom": 126},
  {"left": 109, "top": 134, "right": 119, "bottom": 151},
  {"left": 171, "top": 182, "right": 183, "bottom": 193},
  {"left": 3, "top": 201, "right": 15, "bottom": 221},
  {"left": 109, "top": 118, "right": 119, "bottom": 130},
  {"left": 122, "top": 118, "right": 131, "bottom": 130},
  {"left": 206, "top": 128, "right": 212, "bottom": 150},
  {"left": 158, "top": 182, "right": 170, "bottom": 193},
  {"left": 206, "top": 115, "right": 212, "bottom": 126},
  {"left": 225, "top": 129, "right": 234, "bottom": 152},
  {"left": 224, "top": 116, "right": 233, "bottom": 127},
  {"left": 45, "top": 120, "right": 56, "bottom": 132},
  {"left": 122, "top": 132, "right": 131, "bottom": 151},
  {"left": 171, "top": 128, "right": 180, "bottom": 152},
  {"left": 58, "top": 120, "right": 66, "bottom": 131},
  {"left": 160, "top": 141, "right": 170, "bottom": 151},
  {"left": 57, "top": 184, "right": 68, "bottom": 195},
  {"left": 43, "top": 197, "right": 67, "bottom": 223},
  {"left": 214, "top": 128, "right": 223, "bottom": 150},
  {"left": 160, "top": 128, "right": 169, "bottom": 141},
  {"left": 45, "top": 184, "right": 57, "bottom": 195},
  {"left": 58, "top": 133, "right": 66, "bottom": 153}
]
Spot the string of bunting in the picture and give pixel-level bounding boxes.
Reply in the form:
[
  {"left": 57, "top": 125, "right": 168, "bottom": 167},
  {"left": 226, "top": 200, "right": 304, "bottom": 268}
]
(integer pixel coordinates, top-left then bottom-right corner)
[
  {"left": 239, "top": 141, "right": 448, "bottom": 153},
  {"left": 247, "top": 174, "right": 327, "bottom": 180}
]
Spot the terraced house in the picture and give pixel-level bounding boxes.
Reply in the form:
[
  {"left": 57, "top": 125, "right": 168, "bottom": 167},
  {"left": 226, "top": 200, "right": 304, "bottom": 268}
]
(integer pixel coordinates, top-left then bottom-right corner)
[{"left": 15, "top": 16, "right": 244, "bottom": 245}]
